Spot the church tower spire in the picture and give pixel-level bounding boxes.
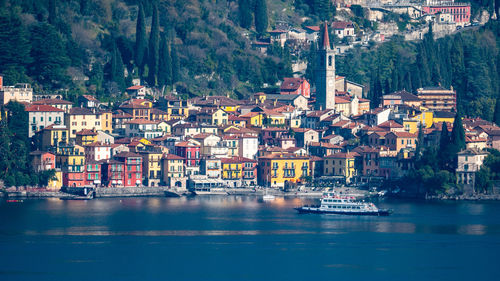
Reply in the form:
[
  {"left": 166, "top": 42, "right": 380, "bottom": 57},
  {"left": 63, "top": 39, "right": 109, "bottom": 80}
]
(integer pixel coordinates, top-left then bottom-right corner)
[{"left": 315, "top": 22, "right": 336, "bottom": 110}]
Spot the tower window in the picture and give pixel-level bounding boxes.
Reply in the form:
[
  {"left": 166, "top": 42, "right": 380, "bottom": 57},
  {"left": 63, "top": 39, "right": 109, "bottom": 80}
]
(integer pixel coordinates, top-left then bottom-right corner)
[{"left": 328, "top": 56, "right": 332, "bottom": 66}]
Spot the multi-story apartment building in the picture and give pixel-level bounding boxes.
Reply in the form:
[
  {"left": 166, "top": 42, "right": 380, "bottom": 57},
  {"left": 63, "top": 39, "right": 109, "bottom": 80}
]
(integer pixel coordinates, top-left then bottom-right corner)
[
  {"left": 26, "top": 105, "right": 65, "bottom": 137},
  {"left": 416, "top": 86, "right": 456, "bottom": 111},
  {"left": 258, "top": 154, "right": 309, "bottom": 188}
]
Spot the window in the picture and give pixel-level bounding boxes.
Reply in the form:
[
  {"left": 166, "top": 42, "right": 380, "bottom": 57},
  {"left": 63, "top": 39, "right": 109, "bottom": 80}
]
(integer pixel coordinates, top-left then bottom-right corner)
[
  {"left": 328, "top": 56, "right": 332, "bottom": 66},
  {"left": 40, "top": 116, "right": 43, "bottom": 122}
]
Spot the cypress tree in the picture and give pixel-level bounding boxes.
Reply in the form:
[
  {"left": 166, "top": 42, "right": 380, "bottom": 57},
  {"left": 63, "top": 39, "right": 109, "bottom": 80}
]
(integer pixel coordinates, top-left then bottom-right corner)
[
  {"left": 494, "top": 97, "right": 500, "bottom": 126},
  {"left": 158, "top": 33, "right": 172, "bottom": 87},
  {"left": 147, "top": 3, "right": 160, "bottom": 86},
  {"left": 48, "top": 0, "right": 56, "bottom": 25},
  {"left": 170, "top": 42, "right": 180, "bottom": 85},
  {"left": 438, "top": 121, "right": 450, "bottom": 170},
  {"left": 450, "top": 111, "right": 465, "bottom": 153},
  {"left": 238, "top": 0, "right": 253, "bottom": 29},
  {"left": 111, "top": 43, "right": 125, "bottom": 90},
  {"left": 305, "top": 42, "right": 317, "bottom": 86},
  {"left": 254, "top": 0, "right": 268, "bottom": 35},
  {"left": 135, "top": 3, "right": 147, "bottom": 75}
]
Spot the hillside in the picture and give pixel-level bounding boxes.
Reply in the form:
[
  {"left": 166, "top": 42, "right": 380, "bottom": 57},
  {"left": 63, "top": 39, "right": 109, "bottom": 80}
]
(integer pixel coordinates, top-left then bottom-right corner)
[{"left": 0, "top": 0, "right": 316, "bottom": 102}]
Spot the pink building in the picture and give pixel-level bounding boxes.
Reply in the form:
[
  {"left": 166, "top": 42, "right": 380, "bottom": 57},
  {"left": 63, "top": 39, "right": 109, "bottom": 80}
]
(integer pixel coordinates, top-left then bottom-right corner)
[
  {"left": 422, "top": 3, "right": 471, "bottom": 23},
  {"left": 280, "top": 78, "right": 311, "bottom": 98}
]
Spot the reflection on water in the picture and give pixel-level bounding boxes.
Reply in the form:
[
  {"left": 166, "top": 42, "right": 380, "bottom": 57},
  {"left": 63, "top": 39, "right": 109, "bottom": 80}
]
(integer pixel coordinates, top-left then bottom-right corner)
[{"left": 1, "top": 196, "right": 500, "bottom": 237}]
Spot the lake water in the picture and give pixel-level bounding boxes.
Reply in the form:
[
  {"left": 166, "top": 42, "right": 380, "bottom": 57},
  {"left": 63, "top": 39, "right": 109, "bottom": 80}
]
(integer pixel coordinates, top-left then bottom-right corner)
[{"left": 1, "top": 196, "right": 499, "bottom": 281}]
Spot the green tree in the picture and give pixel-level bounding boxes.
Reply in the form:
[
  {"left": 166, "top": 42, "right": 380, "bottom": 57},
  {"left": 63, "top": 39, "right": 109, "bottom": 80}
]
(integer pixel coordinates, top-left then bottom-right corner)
[
  {"left": 110, "top": 42, "right": 125, "bottom": 90},
  {"left": 254, "top": 0, "right": 268, "bottom": 35},
  {"left": 0, "top": 9, "right": 32, "bottom": 84},
  {"left": 449, "top": 112, "right": 466, "bottom": 156},
  {"left": 238, "top": 0, "right": 253, "bottom": 29},
  {"left": 135, "top": 2, "right": 147, "bottom": 75},
  {"left": 48, "top": 0, "right": 56, "bottom": 24},
  {"left": 158, "top": 33, "right": 172, "bottom": 87},
  {"left": 147, "top": 2, "right": 159, "bottom": 86},
  {"left": 305, "top": 42, "right": 317, "bottom": 86},
  {"left": 171, "top": 42, "right": 180, "bottom": 85},
  {"left": 29, "top": 23, "right": 70, "bottom": 88},
  {"left": 438, "top": 121, "right": 451, "bottom": 170},
  {"left": 493, "top": 96, "right": 500, "bottom": 126}
]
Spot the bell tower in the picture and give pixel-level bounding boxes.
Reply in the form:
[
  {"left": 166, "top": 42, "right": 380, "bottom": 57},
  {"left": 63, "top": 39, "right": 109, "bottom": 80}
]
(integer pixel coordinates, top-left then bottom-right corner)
[{"left": 315, "top": 22, "right": 336, "bottom": 110}]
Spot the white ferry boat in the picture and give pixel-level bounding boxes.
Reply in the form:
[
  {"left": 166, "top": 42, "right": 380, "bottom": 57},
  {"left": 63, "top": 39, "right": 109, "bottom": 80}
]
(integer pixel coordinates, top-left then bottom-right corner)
[{"left": 295, "top": 192, "right": 392, "bottom": 216}]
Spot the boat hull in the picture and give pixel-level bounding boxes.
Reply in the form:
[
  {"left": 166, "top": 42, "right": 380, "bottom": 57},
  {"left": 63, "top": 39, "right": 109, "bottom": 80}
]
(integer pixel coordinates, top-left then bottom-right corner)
[{"left": 295, "top": 207, "right": 392, "bottom": 216}]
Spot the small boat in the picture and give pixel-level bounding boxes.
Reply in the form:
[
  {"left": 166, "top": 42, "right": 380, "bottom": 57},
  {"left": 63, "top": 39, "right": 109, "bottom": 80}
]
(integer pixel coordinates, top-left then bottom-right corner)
[
  {"left": 262, "top": 188, "right": 275, "bottom": 201},
  {"left": 295, "top": 192, "right": 392, "bottom": 216}
]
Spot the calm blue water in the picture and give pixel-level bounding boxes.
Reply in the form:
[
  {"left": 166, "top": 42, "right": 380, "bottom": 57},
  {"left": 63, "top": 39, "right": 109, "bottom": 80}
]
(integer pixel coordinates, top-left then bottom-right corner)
[{"left": 0, "top": 196, "right": 499, "bottom": 281}]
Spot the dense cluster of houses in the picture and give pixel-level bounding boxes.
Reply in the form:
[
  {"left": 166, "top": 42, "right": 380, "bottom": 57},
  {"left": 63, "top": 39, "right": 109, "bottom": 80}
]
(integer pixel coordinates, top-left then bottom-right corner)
[{"left": 1, "top": 77, "right": 498, "bottom": 192}]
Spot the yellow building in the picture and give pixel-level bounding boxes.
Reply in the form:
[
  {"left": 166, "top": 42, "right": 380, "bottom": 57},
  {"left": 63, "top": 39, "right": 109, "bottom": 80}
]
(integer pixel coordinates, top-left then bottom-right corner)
[
  {"left": 66, "top": 107, "right": 110, "bottom": 139},
  {"left": 432, "top": 111, "right": 455, "bottom": 126},
  {"left": 323, "top": 152, "right": 359, "bottom": 184},
  {"left": 402, "top": 120, "right": 419, "bottom": 134},
  {"left": 222, "top": 160, "right": 242, "bottom": 180},
  {"left": 38, "top": 124, "right": 69, "bottom": 151},
  {"left": 162, "top": 154, "right": 186, "bottom": 189},
  {"left": 139, "top": 150, "right": 163, "bottom": 187},
  {"left": 410, "top": 109, "right": 434, "bottom": 128},
  {"left": 240, "top": 112, "right": 263, "bottom": 127},
  {"left": 75, "top": 129, "right": 98, "bottom": 146},
  {"left": 56, "top": 145, "right": 85, "bottom": 172},
  {"left": 100, "top": 111, "right": 113, "bottom": 133},
  {"left": 258, "top": 154, "right": 309, "bottom": 188},
  {"left": 196, "top": 108, "right": 228, "bottom": 126}
]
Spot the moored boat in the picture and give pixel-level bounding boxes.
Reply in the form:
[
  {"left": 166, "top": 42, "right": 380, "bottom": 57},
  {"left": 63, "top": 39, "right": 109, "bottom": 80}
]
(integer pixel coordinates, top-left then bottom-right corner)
[{"left": 295, "top": 192, "right": 392, "bottom": 216}]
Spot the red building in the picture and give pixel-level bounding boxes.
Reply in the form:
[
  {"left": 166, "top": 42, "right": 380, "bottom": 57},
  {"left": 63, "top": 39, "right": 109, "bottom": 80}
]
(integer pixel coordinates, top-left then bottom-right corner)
[
  {"left": 30, "top": 151, "right": 56, "bottom": 172},
  {"left": 175, "top": 141, "right": 201, "bottom": 167},
  {"left": 85, "top": 161, "right": 101, "bottom": 186},
  {"left": 101, "top": 160, "right": 125, "bottom": 187},
  {"left": 113, "top": 152, "right": 143, "bottom": 187},
  {"left": 422, "top": 3, "right": 471, "bottom": 23},
  {"left": 280, "top": 77, "right": 311, "bottom": 98}
]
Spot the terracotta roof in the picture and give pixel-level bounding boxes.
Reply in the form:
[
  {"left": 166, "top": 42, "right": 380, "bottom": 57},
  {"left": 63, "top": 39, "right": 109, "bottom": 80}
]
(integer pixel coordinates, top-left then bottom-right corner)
[
  {"left": 378, "top": 120, "right": 403, "bottom": 128},
  {"left": 335, "top": 96, "right": 351, "bottom": 104},
  {"left": 221, "top": 156, "right": 256, "bottom": 164},
  {"left": 32, "top": 99, "right": 72, "bottom": 105},
  {"left": 127, "top": 85, "right": 145, "bottom": 90},
  {"left": 331, "top": 21, "right": 354, "bottom": 29},
  {"left": 389, "top": 132, "right": 417, "bottom": 138},
  {"left": 85, "top": 141, "right": 111, "bottom": 147},
  {"left": 304, "top": 26, "right": 320, "bottom": 32},
  {"left": 114, "top": 151, "right": 142, "bottom": 158},
  {"left": 125, "top": 119, "right": 157, "bottom": 125},
  {"left": 175, "top": 141, "right": 200, "bottom": 147},
  {"left": 69, "top": 107, "right": 94, "bottom": 115},
  {"left": 321, "top": 22, "right": 330, "bottom": 49},
  {"left": 281, "top": 77, "right": 308, "bottom": 91},
  {"left": 25, "top": 105, "right": 64, "bottom": 112},
  {"left": 76, "top": 129, "right": 97, "bottom": 136},
  {"left": 324, "top": 152, "right": 359, "bottom": 158},
  {"left": 163, "top": 154, "right": 184, "bottom": 160}
]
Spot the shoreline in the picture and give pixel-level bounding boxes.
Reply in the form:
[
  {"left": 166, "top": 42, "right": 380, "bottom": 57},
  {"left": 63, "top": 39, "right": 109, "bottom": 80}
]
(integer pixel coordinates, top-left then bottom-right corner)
[{"left": 2, "top": 187, "right": 500, "bottom": 201}]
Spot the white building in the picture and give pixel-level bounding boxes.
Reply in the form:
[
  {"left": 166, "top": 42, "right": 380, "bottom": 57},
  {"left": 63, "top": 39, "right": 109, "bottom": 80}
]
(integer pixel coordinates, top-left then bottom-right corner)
[
  {"left": 26, "top": 105, "right": 65, "bottom": 137},
  {"left": 0, "top": 76, "right": 33, "bottom": 104},
  {"left": 238, "top": 135, "right": 259, "bottom": 160},
  {"left": 84, "top": 142, "right": 112, "bottom": 162},
  {"left": 456, "top": 149, "right": 489, "bottom": 193},
  {"left": 125, "top": 119, "right": 163, "bottom": 139}
]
